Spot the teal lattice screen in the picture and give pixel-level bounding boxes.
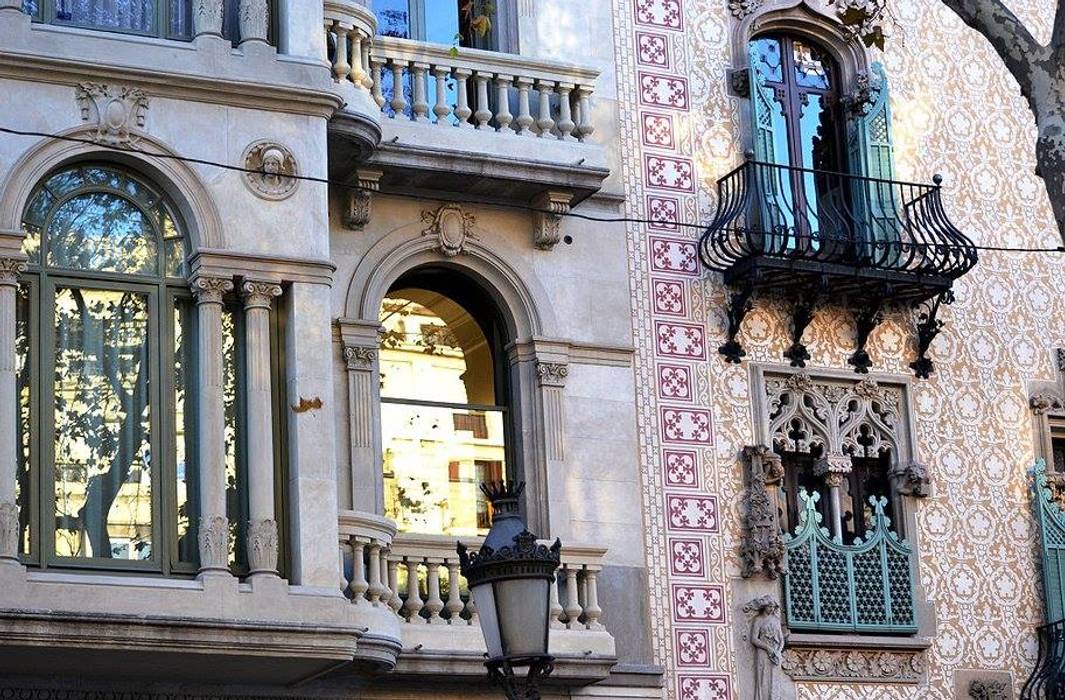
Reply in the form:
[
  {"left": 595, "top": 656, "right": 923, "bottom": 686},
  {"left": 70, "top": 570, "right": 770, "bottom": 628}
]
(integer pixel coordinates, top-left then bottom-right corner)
[
  {"left": 1033, "top": 460, "right": 1065, "bottom": 623},
  {"left": 782, "top": 490, "right": 918, "bottom": 634}
]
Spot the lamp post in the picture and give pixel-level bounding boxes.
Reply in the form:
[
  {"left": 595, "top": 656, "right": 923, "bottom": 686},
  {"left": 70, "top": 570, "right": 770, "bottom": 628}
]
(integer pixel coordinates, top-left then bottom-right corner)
[{"left": 457, "top": 482, "right": 561, "bottom": 700}]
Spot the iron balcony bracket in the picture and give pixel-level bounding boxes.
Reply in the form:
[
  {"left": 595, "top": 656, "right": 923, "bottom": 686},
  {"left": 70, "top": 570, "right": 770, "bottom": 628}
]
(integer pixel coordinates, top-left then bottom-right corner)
[
  {"left": 909, "top": 291, "right": 954, "bottom": 379},
  {"left": 718, "top": 284, "right": 755, "bottom": 364},
  {"left": 848, "top": 292, "right": 887, "bottom": 374}
]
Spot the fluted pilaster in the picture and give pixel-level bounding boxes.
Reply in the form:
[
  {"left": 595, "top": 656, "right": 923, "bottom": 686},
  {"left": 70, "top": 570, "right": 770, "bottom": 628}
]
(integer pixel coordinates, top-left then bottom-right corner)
[{"left": 0, "top": 257, "right": 25, "bottom": 561}]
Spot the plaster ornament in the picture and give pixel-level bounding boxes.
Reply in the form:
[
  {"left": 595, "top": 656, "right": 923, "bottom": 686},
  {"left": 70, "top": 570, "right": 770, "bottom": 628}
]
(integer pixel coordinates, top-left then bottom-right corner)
[
  {"left": 1031, "top": 392, "right": 1064, "bottom": 415},
  {"left": 344, "top": 345, "right": 377, "bottom": 371},
  {"left": 743, "top": 595, "right": 784, "bottom": 700},
  {"left": 242, "top": 142, "right": 299, "bottom": 200},
  {"left": 782, "top": 646, "right": 925, "bottom": 682},
  {"left": 343, "top": 169, "right": 384, "bottom": 230},
  {"left": 192, "top": 276, "right": 235, "bottom": 305},
  {"left": 0, "top": 258, "right": 27, "bottom": 285},
  {"left": 728, "top": 0, "right": 763, "bottom": 19},
  {"left": 891, "top": 461, "right": 931, "bottom": 497},
  {"left": 968, "top": 678, "right": 1010, "bottom": 700},
  {"left": 422, "top": 204, "right": 478, "bottom": 257},
  {"left": 75, "top": 83, "right": 149, "bottom": 147}
]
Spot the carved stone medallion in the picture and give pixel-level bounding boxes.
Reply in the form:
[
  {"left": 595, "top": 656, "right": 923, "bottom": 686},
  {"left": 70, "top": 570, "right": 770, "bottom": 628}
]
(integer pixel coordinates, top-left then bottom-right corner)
[
  {"left": 75, "top": 83, "right": 149, "bottom": 146},
  {"left": 242, "top": 141, "right": 299, "bottom": 200},
  {"left": 422, "top": 204, "right": 477, "bottom": 257}
]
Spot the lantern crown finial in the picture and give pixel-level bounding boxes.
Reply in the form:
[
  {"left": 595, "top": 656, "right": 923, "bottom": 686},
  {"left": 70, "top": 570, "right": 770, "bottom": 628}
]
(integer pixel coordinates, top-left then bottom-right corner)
[{"left": 479, "top": 480, "right": 525, "bottom": 517}]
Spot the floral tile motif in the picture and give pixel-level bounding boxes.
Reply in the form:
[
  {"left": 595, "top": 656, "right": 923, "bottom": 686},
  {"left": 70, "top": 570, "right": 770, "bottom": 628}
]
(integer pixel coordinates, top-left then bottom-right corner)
[{"left": 666, "top": 493, "right": 719, "bottom": 532}]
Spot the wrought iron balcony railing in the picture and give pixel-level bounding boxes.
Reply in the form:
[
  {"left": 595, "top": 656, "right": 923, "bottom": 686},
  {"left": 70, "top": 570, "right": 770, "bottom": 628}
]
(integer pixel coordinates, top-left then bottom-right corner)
[
  {"left": 1022, "top": 619, "right": 1065, "bottom": 699},
  {"left": 698, "top": 160, "right": 978, "bottom": 376},
  {"left": 783, "top": 491, "right": 917, "bottom": 635},
  {"left": 1025, "top": 461, "right": 1065, "bottom": 698}
]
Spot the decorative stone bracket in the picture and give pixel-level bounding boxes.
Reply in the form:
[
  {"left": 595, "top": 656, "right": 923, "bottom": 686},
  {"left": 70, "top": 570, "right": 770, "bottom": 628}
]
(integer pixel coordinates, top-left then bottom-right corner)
[
  {"left": 343, "top": 169, "right": 384, "bottom": 230},
  {"left": 531, "top": 190, "right": 573, "bottom": 250},
  {"left": 891, "top": 461, "right": 931, "bottom": 497},
  {"left": 740, "top": 445, "right": 786, "bottom": 579}
]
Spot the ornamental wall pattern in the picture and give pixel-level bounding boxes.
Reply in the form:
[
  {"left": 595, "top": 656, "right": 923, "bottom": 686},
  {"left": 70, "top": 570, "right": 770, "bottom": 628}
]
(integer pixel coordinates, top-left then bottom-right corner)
[{"left": 612, "top": 0, "right": 1058, "bottom": 697}]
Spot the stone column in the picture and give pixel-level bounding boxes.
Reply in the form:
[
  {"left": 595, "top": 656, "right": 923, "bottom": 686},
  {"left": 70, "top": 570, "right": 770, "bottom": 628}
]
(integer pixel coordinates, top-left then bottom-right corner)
[
  {"left": 243, "top": 281, "right": 282, "bottom": 577},
  {"left": 238, "top": 0, "right": 270, "bottom": 45},
  {"left": 0, "top": 257, "right": 26, "bottom": 562},
  {"left": 193, "top": 0, "right": 224, "bottom": 38},
  {"left": 193, "top": 276, "right": 234, "bottom": 577}
]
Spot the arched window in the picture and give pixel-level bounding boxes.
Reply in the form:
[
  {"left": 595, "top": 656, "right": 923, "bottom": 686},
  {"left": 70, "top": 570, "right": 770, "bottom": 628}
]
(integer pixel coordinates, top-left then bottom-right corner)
[
  {"left": 15, "top": 163, "right": 278, "bottom": 575},
  {"left": 378, "top": 268, "right": 510, "bottom": 537}
]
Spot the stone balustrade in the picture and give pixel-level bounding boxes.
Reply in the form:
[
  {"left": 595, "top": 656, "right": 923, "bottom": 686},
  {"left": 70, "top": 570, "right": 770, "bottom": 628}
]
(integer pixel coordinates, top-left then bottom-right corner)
[{"left": 324, "top": 0, "right": 377, "bottom": 89}]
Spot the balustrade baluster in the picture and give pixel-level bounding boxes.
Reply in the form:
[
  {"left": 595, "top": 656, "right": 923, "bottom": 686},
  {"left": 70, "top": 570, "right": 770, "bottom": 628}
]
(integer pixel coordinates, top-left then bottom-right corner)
[
  {"left": 576, "top": 86, "right": 594, "bottom": 140},
  {"left": 411, "top": 62, "right": 430, "bottom": 122},
  {"left": 494, "top": 75, "right": 514, "bottom": 132},
  {"left": 474, "top": 73, "right": 492, "bottom": 129},
  {"left": 465, "top": 593, "right": 480, "bottom": 626},
  {"left": 390, "top": 62, "right": 407, "bottom": 116},
  {"left": 349, "top": 32, "right": 366, "bottom": 88},
  {"left": 557, "top": 83, "right": 575, "bottom": 141},
  {"left": 515, "top": 78, "right": 534, "bottom": 136},
  {"left": 404, "top": 558, "right": 425, "bottom": 623},
  {"left": 536, "top": 82, "right": 556, "bottom": 137},
  {"left": 564, "top": 564, "right": 583, "bottom": 629},
  {"left": 339, "top": 541, "right": 351, "bottom": 599},
  {"left": 387, "top": 558, "right": 403, "bottom": 613},
  {"left": 360, "top": 40, "right": 373, "bottom": 90},
  {"left": 425, "top": 561, "right": 446, "bottom": 624},
  {"left": 332, "top": 24, "right": 351, "bottom": 84},
  {"left": 379, "top": 549, "right": 392, "bottom": 604},
  {"left": 350, "top": 539, "right": 369, "bottom": 603},
  {"left": 370, "top": 58, "right": 385, "bottom": 109},
  {"left": 445, "top": 561, "right": 465, "bottom": 623},
  {"left": 584, "top": 570, "right": 603, "bottom": 630},
  {"left": 549, "top": 569, "right": 564, "bottom": 629},
  {"left": 454, "top": 68, "right": 473, "bottom": 128},
  {"left": 432, "top": 66, "right": 451, "bottom": 125},
  {"left": 367, "top": 542, "right": 385, "bottom": 604}
]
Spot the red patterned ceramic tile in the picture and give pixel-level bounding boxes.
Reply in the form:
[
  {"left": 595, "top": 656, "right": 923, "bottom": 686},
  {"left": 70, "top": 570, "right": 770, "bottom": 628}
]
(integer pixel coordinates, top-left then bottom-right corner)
[
  {"left": 672, "top": 584, "right": 726, "bottom": 622},
  {"left": 636, "top": 32, "right": 670, "bottom": 67},
  {"left": 675, "top": 629, "right": 711, "bottom": 667},
  {"left": 657, "top": 363, "right": 693, "bottom": 401},
  {"left": 652, "top": 278, "right": 686, "bottom": 316},
  {"left": 666, "top": 493, "right": 719, "bottom": 532},
  {"left": 646, "top": 196, "right": 680, "bottom": 230},
  {"left": 663, "top": 449, "right": 699, "bottom": 488},
  {"left": 660, "top": 406, "right": 713, "bottom": 444},
  {"left": 678, "top": 674, "right": 732, "bottom": 699},
  {"left": 655, "top": 321, "right": 706, "bottom": 359},
  {"left": 649, "top": 237, "right": 698, "bottom": 276},
  {"left": 639, "top": 72, "right": 690, "bottom": 110},
  {"left": 646, "top": 154, "right": 695, "bottom": 192},
  {"left": 668, "top": 537, "right": 705, "bottom": 576},
  {"left": 641, "top": 112, "right": 675, "bottom": 149},
  {"left": 634, "top": 0, "right": 683, "bottom": 30}
]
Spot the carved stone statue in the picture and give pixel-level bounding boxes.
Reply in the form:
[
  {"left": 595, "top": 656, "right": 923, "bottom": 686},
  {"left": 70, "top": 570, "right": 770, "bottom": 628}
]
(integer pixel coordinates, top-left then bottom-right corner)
[{"left": 744, "top": 595, "right": 784, "bottom": 700}]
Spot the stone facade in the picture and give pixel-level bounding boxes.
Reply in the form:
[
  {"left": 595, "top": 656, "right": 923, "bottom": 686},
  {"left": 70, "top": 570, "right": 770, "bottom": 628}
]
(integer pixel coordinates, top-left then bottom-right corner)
[{"left": 0, "top": 0, "right": 1058, "bottom": 697}]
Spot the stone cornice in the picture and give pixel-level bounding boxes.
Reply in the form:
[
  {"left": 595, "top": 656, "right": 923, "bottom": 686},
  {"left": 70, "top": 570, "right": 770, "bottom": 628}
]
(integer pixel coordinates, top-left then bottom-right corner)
[
  {"left": 0, "top": 23, "right": 344, "bottom": 119},
  {"left": 190, "top": 249, "right": 335, "bottom": 286}
]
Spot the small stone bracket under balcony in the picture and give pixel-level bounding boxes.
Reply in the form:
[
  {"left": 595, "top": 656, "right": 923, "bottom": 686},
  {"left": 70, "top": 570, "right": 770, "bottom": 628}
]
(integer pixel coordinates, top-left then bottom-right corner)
[
  {"left": 325, "top": 32, "right": 610, "bottom": 216},
  {"left": 698, "top": 160, "right": 978, "bottom": 377}
]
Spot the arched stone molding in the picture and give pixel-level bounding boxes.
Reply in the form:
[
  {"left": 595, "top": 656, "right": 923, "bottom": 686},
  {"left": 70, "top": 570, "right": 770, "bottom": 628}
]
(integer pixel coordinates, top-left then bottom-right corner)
[
  {"left": 339, "top": 225, "right": 562, "bottom": 534},
  {"left": 0, "top": 125, "right": 225, "bottom": 254}
]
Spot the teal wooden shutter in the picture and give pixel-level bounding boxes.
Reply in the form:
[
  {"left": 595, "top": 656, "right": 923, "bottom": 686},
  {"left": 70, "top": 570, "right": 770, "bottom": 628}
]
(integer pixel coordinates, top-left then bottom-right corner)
[
  {"left": 847, "top": 63, "right": 899, "bottom": 262},
  {"left": 1035, "top": 461, "right": 1065, "bottom": 623},
  {"left": 748, "top": 42, "right": 791, "bottom": 248}
]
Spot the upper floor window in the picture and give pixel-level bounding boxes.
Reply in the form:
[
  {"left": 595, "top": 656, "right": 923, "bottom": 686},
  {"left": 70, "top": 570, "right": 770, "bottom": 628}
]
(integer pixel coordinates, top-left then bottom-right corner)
[
  {"left": 375, "top": 0, "right": 498, "bottom": 50},
  {"left": 378, "top": 269, "right": 510, "bottom": 536},
  {"left": 16, "top": 164, "right": 283, "bottom": 575},
  {"left": 22, "top": 0, "right": 276, "bottom": 44}
]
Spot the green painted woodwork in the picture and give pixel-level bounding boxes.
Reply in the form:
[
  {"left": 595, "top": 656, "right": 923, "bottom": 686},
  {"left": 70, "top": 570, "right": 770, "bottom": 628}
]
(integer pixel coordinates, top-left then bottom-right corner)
[
  {"left": 783, "top": 489, "right": 918, "bottom": 634},
  {"left": 1032, "top": 460, "right": 1065, "bottom": 623},
  {"left": 747, "top": 41, "right": 794, "bottom": 236}
]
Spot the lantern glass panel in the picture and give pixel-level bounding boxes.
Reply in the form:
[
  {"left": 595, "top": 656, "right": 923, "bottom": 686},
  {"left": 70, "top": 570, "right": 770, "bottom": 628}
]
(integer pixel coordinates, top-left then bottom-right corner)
[
  {"left": 471, "top": 582, "right": 503, "bottom": 658},
  {"left": 495, "top": 578, "right": 550, "bottom": 657}
]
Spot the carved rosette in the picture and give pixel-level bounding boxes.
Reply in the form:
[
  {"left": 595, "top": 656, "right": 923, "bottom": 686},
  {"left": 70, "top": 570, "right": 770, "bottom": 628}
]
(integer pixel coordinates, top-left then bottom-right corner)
[
  {"left": 238, "top": 0, "right": 270, "bottom": 44},
  {"left": 536, "top": 362, "right": 569, "bottom": 388},
  {"left": 422, "top": 204, "right": 477, "bottom": 257},
  {"left": 198, "top": 515, "right": 230, "bottom": 572},
  {"left": 782, "top": 647, "right": 924, "bottom": 683},
  {"left": 0, "top": 501, "right": 18, "bottom": 560},
  {"left": 241, "top": 281, "right": 282, "bottom": 309},
  {"left": 242, "top": 141, "right": 299, "bottom": 200},
  {"left": 75, "top": 83, "right": 150, "bottom": 147},
  {"left": 531, "top": 191, "right": 572, "bottom": 250},
  {"left": 344, "top": 345, "right": 377, "bottom": 371},
  {"left": 0, "top": 258, "right": 27, "bottom": 287},
  {"left": 192, "top": 276, "right": 234, "bottom": 306},
  {"left": 247, "top": 518, "right": 279, "bottom": 574},
  {"left": 740, "top": 446, "right": 786, "bottom": 579}
]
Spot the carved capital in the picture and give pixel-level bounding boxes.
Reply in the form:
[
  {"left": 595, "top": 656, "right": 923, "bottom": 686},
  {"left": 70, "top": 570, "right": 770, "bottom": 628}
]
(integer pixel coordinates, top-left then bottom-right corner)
[
  {"left": 782, "top": 647, "right": 925, "bottom": 683},
  {"left": 343, "top": 169, "right": 383, "bottom": 230},
  {"left": 814, "top": 454, "right": 852, "bottom": 484},
  {"left": 422, "top": 204, "right": 477, "bottom": 257},
  {"left": 241, "top": 280, "right": 282, "bottom": 309},
  {"left": 0, "top": 501, "right": 19, "bottom": 560},
  {"left": 344, "top": 345, "right": 377, "bottom": 371},
  {"left": 193, "top": 0, "right": 225, "bottom": 36},
  {"left": 247, "top": 518, "right": 279, "bottom": 574},
  {"left": 1031, "top": 392, "right": 1064, "bottom": 415},
  {"left": 192, "top": 276, "right": 234, "bottom": 305},
  {"left": 0, "top": 257, "right": 27, "bottom": 286},
  {"left": 238, "top": 0, "right": 270, "bottom": 44},
  {"left": 197, "top": 515, "right": 230, "bottom": 572},
  {"left": 531, "top": 190, "right": 572, "bottom": 250},
  {"left": 536, "top": 362, "right": 569, "bottom": 388},
  {"left": 75, "top": 83, "right": 149, "bottom": 147}
]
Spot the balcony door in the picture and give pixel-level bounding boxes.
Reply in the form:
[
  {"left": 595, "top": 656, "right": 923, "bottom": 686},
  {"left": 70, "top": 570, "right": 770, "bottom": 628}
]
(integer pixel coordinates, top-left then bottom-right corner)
[{"left": 748, "top": 35, "right": 848, "bottom": 257}]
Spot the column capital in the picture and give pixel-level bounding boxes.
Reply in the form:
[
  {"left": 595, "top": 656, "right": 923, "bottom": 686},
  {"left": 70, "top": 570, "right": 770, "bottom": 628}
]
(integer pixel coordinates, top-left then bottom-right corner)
[
  {"left": 192, "top": 276, "right": 234, "bottom": 305},
  {"left": 0, "top": 258, "right": 27, "bottom": 287},
  {"left": 241, "top": 280, "right": 282, "bottom": 309},
  {"left": 193, "top": 0, "right": 225, "bottom": 37},
  {"left": 344, "top": 345, "right": 377, "bottom": 371},
  {"left": 536, "top": 361, "right": 569, "bottom": 388}
]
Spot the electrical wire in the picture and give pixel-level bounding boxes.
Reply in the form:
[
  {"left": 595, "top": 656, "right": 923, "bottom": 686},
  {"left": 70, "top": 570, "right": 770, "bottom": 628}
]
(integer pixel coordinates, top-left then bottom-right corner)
[{"left": 1, "top": 125, "right": 1060, "bottom": 255}]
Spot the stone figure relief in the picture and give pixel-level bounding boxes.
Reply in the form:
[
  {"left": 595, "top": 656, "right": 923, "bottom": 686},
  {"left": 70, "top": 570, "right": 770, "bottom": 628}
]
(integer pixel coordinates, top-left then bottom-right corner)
[
  {"left": 968, "top": 677, "right": 1011, "bottom": 700},
  {"left": 242, "top": 141, "right": 299, "bottom": 200},
  {"left": 75, "top": 83, "right": 149, "bottom": 147},
  {"left": 744, "top": 595, "right": 784, "bottom": 700}
]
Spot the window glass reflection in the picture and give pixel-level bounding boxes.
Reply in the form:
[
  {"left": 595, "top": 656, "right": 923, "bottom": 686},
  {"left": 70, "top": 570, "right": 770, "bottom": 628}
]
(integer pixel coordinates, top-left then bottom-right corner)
[
  {"left": 376, "top": 0, "right": 411, "bottom": 38},
  {"left": 54, "top": 0, "right": 156, "bottom": 33}
]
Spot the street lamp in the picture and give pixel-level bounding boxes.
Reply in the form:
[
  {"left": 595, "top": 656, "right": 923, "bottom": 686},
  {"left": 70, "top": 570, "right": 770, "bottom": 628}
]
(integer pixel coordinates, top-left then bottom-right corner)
[{"left": 457, "top": 481, "right": 562, "bottom": 700}]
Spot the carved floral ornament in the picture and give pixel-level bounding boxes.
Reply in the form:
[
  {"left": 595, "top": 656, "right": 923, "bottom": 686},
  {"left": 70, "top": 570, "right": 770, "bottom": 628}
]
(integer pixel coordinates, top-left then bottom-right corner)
[
  {"left": 75, "top": 83, "right": 149, "bottom": 147},
  {"left": 782, "top": 647, "right": 925, "bottom": 683},
  {"left": 242, "top": 141, "right": 299, "bottom": 200},
  {"left": 422, "top": 204, "right": 478, "bottom": 257}
]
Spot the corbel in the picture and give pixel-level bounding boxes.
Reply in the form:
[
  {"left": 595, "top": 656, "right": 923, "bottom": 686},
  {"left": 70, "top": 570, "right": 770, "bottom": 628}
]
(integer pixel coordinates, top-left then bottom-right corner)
[
  {"left": 848, "top": 296, "right": 886, "bottom": 374},
  {"left": 783, "top": 285, "right": 821, "bottom": 368},
  {"left": 909, "top": 290, "right": 954, "bottom": 379},
  {"left": 531, "top": 190, "right": 573, "bottom": 250},
  {"left": 343, "top": 168, "right": 384, "bottom": 230}
]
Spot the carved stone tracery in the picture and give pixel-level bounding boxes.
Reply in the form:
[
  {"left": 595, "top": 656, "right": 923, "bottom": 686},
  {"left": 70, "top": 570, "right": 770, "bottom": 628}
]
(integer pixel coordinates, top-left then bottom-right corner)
[{"left": 740, "top": 445, "right": 786, "bottom": 579}]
